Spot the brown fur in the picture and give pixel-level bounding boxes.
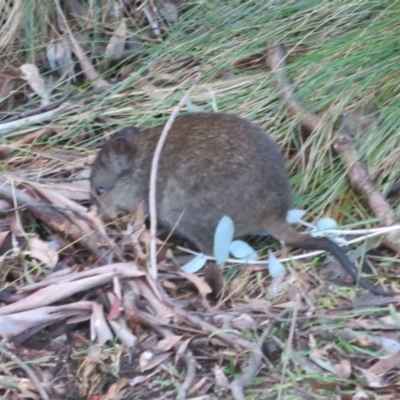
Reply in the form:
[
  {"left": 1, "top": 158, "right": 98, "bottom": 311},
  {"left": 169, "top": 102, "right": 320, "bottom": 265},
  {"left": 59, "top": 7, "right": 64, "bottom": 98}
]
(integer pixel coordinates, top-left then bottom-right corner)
[{"left": 90, "top": 112, "right": 393, "bottom": 296}]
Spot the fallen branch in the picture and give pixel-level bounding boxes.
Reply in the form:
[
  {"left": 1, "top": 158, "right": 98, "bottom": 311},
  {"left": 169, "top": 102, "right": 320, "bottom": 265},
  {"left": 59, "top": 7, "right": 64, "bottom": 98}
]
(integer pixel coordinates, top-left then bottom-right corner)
[
  {"left": 266, "top": 40, "right": 322, "bottom": 133},
  {"left": 266, "top": 40, "right": 399, "bottom": 252},
  {"left": 333, "top": 134, "right": 398, "bottom": 251}
]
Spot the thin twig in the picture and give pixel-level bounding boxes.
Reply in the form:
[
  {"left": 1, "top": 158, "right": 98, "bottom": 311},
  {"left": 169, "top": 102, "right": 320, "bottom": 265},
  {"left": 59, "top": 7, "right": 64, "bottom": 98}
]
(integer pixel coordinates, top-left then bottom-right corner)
[
  {"left": 54, "top": 0, "right": 110, "bottom": 89},
  {"left": 0, "top": 341, "right": 50, "bottom": 400},
  {"left": 0, "top": 128, "right": 51, "bottom": 158},
  {"left": 277, "top": 293, "right": 301, "bottom": 400},
  {"left": 2, "top": 88, "right": 105, "bottom": 124},
  {"left": 0, "top": 104, "right": 70, "bottom": 134},
  {"left": 148, "top": 73, "right": 202, "bottom": 280},
  {"left": 230, "top": 329, "right": 270, "bottom": 400},
  {"left": 176, "top": 351, "right": 197, "bottom": 400}
]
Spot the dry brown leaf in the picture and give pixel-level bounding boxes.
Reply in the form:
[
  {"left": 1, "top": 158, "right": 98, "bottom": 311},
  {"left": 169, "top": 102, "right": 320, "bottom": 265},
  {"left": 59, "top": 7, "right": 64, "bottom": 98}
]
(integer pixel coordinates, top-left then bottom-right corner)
[
  {"left": 0, "top": 275, "right": 115, "bottom": 315},
  {"left": 139, "top": 229, "right": 166, "bottom": 247},
  {"left": 177, "top": 271, "right": 212, "bottom": 295},
  {"left": 213, "top": 364, "right": 229, "bottom": 388},
  {"left": 231, "top": 314, "right": 257, "bottom": 331},
  {"left": 106, "top": 292, "right": 122, "bottom": 321},
  {"left": 139, "top": 350, "right": 172, "bottom": 372},
  {"left": 8, "top": 377, "right": 41, "bottom": 400},
  {"left": 19, "top": 64, "right": 50, "bottom": 106},
  {"left": 28, "top": 182, "right": 87, "bottom": 214},
  {"left": 352, "top": 318, "right": 400, "bottom": 331},
  {"left": 309, "top": 346, "right": 336, "bottom": 374},
  {"left": 99, "top": 378, "right": 128, "bottom": 400},
  {"left": 367, "top": 349, "right": 400, "bottom": 376},
  {"left": 0, "top": 128, "right": 53, "bottom": 160},
  {"left": 175, "top": 338, "right": 192, "bottom": 362},
  {"left": 28, "top": 236, "right": 59, "bottom": 269},
  {"left": 39, "top": 179, "right": 90, "bottom": 202},
  {"left": 132, "top": 201, "right": 146, "bottom": 236},
  {"left": 87, "top": 346, "right": 107, "bottom": 364},
  {"left": 378, "top": 313, "right": 400, "bottom": 328},
  {"left": 104, "top": 19, "right": 127, "bottom": 61},
  {"left": 133, "top": 279, "right": 176, "bottom": 323},
  {"left": 127, "top": 369, "right": 160, "bottom": 388},
  {"left": 155, "top": 334, "right": 182, "bottom": 352},
  {"left": 0, "top": 301, "right": 92, "bottom": 337},
  {"left": 0, "top": 269, "right": 144, "bottom": 316},
  {"left": 273, "top": 300, "right": 300, "bottom": 309},
  {"left": 234, "top": 299, "right": 271, "bottom": 312},
  {"left": 334, "top": 359, "right": 352, "bottom": 379},
  {"left": 20, "top": 262, "right": 144, "bottom": 293},
  {"left": 356, "top": 367, "right": 383, "bottom": 388}
]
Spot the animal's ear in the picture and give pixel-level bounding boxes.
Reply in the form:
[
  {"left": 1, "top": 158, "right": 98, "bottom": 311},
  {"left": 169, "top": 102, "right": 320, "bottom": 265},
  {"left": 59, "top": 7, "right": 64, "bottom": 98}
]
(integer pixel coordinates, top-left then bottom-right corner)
[
  {"left": 100, "top": 136, "right": 135, "bottom": 174},
  {"left": 115, "top": 126, "right": 140, "bottom": 139}
]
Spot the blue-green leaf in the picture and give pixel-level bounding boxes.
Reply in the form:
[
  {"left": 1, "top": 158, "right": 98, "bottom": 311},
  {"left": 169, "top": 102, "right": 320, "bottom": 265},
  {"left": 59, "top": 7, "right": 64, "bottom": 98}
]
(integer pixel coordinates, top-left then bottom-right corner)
[
  {"left": 180, "top": 254, "right": 207, "bottom": 273},
  {"left": 268, "top": 250, "right": 285, "bottom": 277},
  {"left": 214, "top": 215, "right": 235, "bottom": 266},
  {"left": 286, "top": 209, "right": 306, "bottom": 224},
  {"left": 229, "top": 240, "right": 258, "bottom": 261},
  {"left": 316, "top": 218, "right": 337, "bottom": 230},
  {"left": 186, "top": 100, "right": 206, "bottom": 113}
]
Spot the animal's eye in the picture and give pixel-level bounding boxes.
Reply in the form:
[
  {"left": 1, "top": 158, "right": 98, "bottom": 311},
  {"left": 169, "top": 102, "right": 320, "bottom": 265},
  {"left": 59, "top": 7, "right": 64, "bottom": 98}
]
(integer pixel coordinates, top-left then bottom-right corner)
[{"left": 96, "top": 186, "right": 106, "bottom": 196}]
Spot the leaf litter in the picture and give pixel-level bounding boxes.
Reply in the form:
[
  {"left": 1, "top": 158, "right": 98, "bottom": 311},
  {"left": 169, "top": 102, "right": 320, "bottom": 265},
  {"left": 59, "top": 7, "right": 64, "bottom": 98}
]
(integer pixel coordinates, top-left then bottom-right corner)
[{"left": 0, "top": 1, "right": 399, "bottom": 399}]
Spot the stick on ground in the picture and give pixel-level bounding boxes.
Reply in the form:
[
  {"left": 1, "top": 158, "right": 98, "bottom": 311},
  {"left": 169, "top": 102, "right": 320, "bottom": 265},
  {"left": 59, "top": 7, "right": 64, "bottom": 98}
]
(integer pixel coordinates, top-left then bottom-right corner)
[{"left": 266, "top": 40, "right": 399, "bottom": 252}]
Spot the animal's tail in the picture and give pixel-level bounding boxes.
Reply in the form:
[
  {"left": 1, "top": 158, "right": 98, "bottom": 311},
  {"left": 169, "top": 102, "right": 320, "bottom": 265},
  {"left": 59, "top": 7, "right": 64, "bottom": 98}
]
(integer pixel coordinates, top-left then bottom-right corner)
[{"left": 268, "top": 222, "right": 394, "bottom": 297}]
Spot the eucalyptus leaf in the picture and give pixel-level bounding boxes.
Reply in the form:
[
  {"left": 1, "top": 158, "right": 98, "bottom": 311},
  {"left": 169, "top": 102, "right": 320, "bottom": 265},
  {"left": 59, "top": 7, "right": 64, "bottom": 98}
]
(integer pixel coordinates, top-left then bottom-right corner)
[
  {"left": 180, "top": 254, "right": 207, "bottom": 273},
  {"left": 311, "top": 217, "right": 339, "bottom": 237},
  {"left": 214, "top": 215, "right": 235, "bottom": 266},
  {"left": 229, "top": 240, "right": 258, "bottom": 261},
  {"left": 268, "top": 250, "right": 285, "bottom": 278},
  {"left": 369, "top": 336, "right": 400, "bottom": 353},
  {"left": 316, "top": 217, "right": 338, "bottom": 231},
  {"left": 286, "top": 209, "right": 307, "bottom": 224},
  {"left": 186, "top": 99, "right": 207, "bottom": 113}
]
